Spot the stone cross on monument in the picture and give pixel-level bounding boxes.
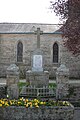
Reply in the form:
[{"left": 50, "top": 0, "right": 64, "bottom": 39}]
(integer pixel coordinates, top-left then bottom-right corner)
[{"left": 35, "top": 28, "right": 43, "bottom": 48}]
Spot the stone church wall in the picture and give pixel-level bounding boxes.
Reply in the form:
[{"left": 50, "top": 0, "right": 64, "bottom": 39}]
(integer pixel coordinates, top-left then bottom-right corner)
[
  {"left": 0, "top": 33, "right": 80, "bottom": 78},
  {"left": 61, "top": 40, "right": 80, "bottom": 78}
]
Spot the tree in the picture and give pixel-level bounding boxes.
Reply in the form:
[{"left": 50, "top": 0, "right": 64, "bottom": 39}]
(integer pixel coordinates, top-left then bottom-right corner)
[{"left": 50, "top": 0, "right": 80, "bottom": 55}]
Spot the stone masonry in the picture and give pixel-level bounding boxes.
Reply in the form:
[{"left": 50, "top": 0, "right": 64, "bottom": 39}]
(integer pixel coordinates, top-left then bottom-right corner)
[
  {"left": 0, "top": 105, "right": 74, "bottom": 120},
  {"left": 6, "top": 64, "right": 19, "bottom": 86},
  {"left": 6, "top": 64, "right": 19, "bottom": 99},
  {"left": 56, "top": 64, "right": 69, "bottom": 99},
  {"left": 0, "top": 23, "right": 80, "bottom": 78},
  {"left": 26, "top": 70, "right": 49, "bottom": 87}
]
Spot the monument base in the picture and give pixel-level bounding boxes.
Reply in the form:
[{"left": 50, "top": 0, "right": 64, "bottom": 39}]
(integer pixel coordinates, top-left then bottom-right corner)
[
  {"left": 25, "top": 70, "right": 51, "bottom": 98},
  {"left": 32, "top": 67, "right": 43, "bottom": 72},
  {"left": 26, "top": 70, "right": 49, "bottom": 88}
]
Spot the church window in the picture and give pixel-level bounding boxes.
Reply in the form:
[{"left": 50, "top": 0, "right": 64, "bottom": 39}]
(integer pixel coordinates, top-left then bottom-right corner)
[
  {"left": 53, "top": 43, "right": 59, "bottom": 63},
  {"left": 17, "top": 41, "right": 23, "bottom": 62}
]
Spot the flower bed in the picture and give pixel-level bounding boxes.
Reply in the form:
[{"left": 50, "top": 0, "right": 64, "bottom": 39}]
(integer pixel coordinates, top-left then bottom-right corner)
[
  {"left": 0, "top": 98, "right": 72, "bottom": 107},
  {"left": 0, "top": 98, "right": 74, "bottom": 120}
]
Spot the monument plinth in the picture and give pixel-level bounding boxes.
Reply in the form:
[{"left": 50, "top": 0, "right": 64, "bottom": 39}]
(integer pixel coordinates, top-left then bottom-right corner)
[{"left": 26, "top": 70, "right": 49, "bottom": 88}]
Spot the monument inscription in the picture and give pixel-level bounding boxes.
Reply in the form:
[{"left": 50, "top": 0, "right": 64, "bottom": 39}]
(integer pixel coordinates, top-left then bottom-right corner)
[
  {"left": 32, "top": 54, "right": 43, "bottom": 71},
  {"left": 33, "top": 55, "right": 42, "bottom": 68}
]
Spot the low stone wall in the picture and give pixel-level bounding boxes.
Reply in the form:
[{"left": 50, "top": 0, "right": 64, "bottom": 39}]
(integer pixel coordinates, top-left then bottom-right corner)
[
  {"left": 0, "top": 106, "right": 74, "bottom": 120},
  {"left": 64, "top": 84, "right": 80, "bottom": 102}
]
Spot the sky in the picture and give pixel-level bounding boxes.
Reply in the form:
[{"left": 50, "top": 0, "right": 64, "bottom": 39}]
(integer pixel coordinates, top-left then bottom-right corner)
[{"left": 0, "top": 0, "right": 60, "bottom": 24}]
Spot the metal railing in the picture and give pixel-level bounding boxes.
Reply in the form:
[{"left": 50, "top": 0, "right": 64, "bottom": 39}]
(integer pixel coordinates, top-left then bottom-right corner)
[{"left": 20, "top": 86, "right": 56, "bottom": 98}]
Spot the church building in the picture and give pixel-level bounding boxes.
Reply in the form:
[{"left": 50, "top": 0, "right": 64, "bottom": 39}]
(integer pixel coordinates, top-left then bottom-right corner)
[{"left": 0, "top": 23, "right": 80, "bottom": 78}]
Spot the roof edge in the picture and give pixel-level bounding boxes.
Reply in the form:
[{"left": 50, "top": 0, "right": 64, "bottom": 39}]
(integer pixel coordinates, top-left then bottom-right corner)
[
  {"left": 0, "top": 22, "right": 63, "bottom": 25},
  {"left": 0, "top": 32, "right": 63, "bottom": 34}
]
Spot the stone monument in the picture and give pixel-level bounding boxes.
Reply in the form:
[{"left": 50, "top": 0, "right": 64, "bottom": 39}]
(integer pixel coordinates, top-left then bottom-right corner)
[
  {"left": 6, "top": 64, "right": 19, "bottom": 86},
  {"left": 20, "top": 28, "right": 55, "bottom": 97},
  {"left": 6, "top": 64, "right": 19, "bottom": 99},
  {"left": 26, "top": 28, "right": 49, "bottom": 87},
  {"left": 56, "top": 64, "right": 69, "bottom": 99}
]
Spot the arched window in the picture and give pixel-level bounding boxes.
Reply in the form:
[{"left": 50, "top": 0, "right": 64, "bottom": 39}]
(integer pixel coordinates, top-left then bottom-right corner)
[
  {"left": 53, "top": 43, "right": 59, "bottom": 63},
  {"left": 17, "top": 41, "right": 23, "bottom": 62}
]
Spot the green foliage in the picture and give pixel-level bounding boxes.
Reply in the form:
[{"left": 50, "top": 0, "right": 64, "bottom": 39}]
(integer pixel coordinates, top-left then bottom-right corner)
[
  {"left": 49, "top": 83, "right": 57, "bottom": 90},
  {"left": 19, "top": 70, "right": 26, "bottom": 79},
  {"left": 18, "top": 82, "right": 57, "bottom": 97},
  {"left": 18, "top": 82, "right": 29, "bottom": 92}
]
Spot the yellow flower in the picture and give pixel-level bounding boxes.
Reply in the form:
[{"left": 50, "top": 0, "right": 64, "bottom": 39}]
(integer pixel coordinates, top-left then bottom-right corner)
[
  {"left": 19, "top": 98, "right": 22, "bottom": 101},
  {"left": 40, "top": 101, "right": 45, "bottom": 105},
  {"left": 30, "top": 104, "right": 32, "bottom": 107},
  {"left": 18, "top": 102, "right": 21, "bottom": 104},
  {"left": 35, "top": 102, "right": 38, "bottom": 105},
  {"left": 10, "top": 101, "right": 13, "bottom": 105},
  {"left": 36, "top": 105, "right": 39, "bottom": 108},
  {"left": 1, "top": 101, "right": 4, "bottom": 104},
  {"left": 29, "top": 102, "right": 32, "bottom": 105},
  {"left": 63, "top": 101, "right": 65, "bottom": 104},
  {"left": 43, "top": 102, "right": 46, "bottom": 104},
  {"left": 5, "top": 103, "right": 9, "bottom": 106},
  {"left": 7, "top": 104, "right": 9, "bottom": 106},
  {"left": 0, "top": 104, "right": 2, "bottom": 106},
  {"left": 40, "top": 102, "right": 44, "bottom": 105},
  {"left": 26, "top": 104, "right": 28, "bottom": 107},
  {"left": 34, "top": 99, "right": 39, "bottom": 103},
  {"left": 25, "top": 99, "right": 28, "bottom": 102},
  {"left": 34, "top": 99, "right": 37, "bottom": 101}
]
